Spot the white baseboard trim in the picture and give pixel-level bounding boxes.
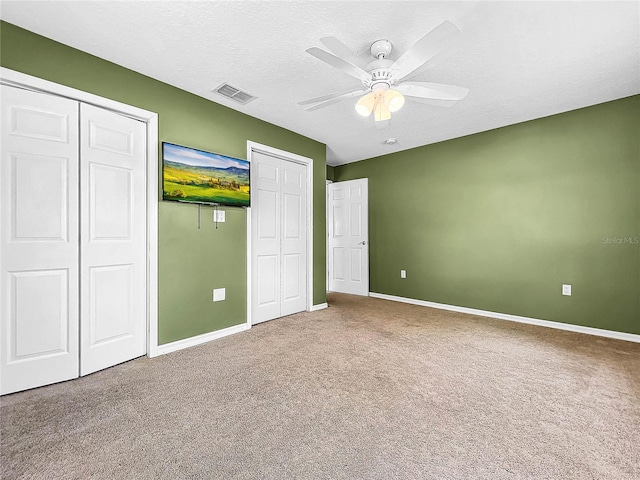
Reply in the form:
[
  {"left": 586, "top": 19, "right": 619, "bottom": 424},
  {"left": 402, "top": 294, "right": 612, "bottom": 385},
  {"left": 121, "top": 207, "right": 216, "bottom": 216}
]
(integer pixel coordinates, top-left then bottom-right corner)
[
  {"left": 153, "top": 323, "right": 251, "bottom": 357},
  {"left": 369, "top": 292, "right": 640, "bottom": 344},
  {"left": 310, "top": 302, "right": 328, "bottom": 312}
]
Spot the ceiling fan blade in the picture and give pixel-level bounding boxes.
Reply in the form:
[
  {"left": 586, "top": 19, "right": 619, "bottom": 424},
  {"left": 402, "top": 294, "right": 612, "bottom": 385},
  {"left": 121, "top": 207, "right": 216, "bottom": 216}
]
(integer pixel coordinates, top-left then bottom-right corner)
[
  {"left": 306, "top": 47, "right": 372, "bottom": 81},
  {"left": 396, "top": 81, "right": 469, "bottom": 101},
  {"left": 320, "top": 37, "right": 369, "bottom": 70},
  {"left": 391, "top": 20, "right": 460, "bottom": 81},
  {"left": 405, "top": 97, "right": 460, "bottom": 108},
  {"left": 298, "top": 88, "right": 365, "bottom": 106},
  {"left": 302, "top": 89, "right": 367, "bottom": 111}
]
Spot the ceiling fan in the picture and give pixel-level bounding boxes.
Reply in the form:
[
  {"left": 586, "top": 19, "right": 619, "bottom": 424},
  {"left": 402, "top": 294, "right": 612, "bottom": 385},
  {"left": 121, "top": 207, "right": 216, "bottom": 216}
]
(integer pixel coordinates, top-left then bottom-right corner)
[{"left": 299, "top": 20, "right": 469, "bottom": 129}]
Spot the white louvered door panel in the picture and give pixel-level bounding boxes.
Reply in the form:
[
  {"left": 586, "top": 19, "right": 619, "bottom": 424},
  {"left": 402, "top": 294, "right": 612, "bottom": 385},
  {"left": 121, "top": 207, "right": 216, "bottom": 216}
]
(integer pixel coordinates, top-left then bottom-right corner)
[{"left": 0, "top": 86, "right": 80, "bottom": 395}]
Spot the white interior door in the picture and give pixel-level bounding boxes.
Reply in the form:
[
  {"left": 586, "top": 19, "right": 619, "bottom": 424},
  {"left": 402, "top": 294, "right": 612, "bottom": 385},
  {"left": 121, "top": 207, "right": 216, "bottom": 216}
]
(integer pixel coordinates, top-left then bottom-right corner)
[
  {"left": 251, "top": 151, "right": 307, "bottom": 324},
  {"left": 0, "top": 86, "right": 80, "bottom": 395},
  {"left": 328, "top": 178, "right": 369, "bottom": 296},
  {"left": 79, "top": 103, "right": 147, "bottom": 376}
]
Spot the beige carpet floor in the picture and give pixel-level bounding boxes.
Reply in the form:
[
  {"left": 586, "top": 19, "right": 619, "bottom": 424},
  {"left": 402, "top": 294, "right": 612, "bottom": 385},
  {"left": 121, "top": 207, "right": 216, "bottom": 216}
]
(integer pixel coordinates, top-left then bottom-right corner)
[{"left": 1, "top": 293, "right": 639, "bottom": 479}]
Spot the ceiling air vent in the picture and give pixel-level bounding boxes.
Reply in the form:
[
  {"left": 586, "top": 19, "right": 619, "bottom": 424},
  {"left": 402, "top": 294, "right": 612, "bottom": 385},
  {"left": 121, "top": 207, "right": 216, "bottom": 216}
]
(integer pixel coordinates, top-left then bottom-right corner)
[{"left": 213, "top": 83, "right": 256, "bottom": 105}]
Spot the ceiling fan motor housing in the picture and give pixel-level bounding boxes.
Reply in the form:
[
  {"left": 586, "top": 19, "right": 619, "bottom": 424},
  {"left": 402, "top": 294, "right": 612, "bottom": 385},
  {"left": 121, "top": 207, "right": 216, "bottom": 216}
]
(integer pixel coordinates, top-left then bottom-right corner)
[{"left": 363, "top": 57, "right": 398, "bottom": 91}]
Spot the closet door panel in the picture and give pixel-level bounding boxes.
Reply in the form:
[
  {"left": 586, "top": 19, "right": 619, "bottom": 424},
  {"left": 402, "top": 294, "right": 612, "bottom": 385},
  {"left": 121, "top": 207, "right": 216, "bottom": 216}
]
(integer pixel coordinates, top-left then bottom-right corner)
[
  {"left": 280, "top": 161, "right": 307, "bottom": 316},
  {"left": 251, "top": 151, "right": 307, "bottom": 324},
  {"left": 80, "top": 104, "right": 146, "bottom": 376},
  {"left": 0, "top": 86, "right": 80, "bottom": 395},
  {"left": 251, "top": 153, "right": 282, "bottom": 324}
]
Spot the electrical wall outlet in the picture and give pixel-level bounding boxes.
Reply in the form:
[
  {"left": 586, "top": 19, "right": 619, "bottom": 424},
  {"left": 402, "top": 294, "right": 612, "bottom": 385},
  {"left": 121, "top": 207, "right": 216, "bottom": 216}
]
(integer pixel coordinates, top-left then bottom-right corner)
[
  {"left": 401, "top": 270, "right": 406, "bottom": 279},
  {"left": 213, "top": 288, "right": 226, "bottom": 302},
  {"left": 213, "top": 210, "right": 226, "bottom": 222},
  {"left": 562, "top": 284, "right": 571, "bottom": 296}
]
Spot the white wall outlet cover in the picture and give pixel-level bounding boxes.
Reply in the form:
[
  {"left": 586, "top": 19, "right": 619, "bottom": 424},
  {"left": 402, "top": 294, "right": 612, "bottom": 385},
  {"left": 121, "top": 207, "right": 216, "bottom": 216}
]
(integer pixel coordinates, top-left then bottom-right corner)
[
  {"left": 214, "top": 210, "right": 226, "bottom": 222},
  {"left": 562, "top": 284, "right": 572, "bottom": 296},
  {"left": 401, "top": 270, "right": 406, "bottom": 278},
  {"left": 213, "top": 287, "right": 226, "bottom": 301}
]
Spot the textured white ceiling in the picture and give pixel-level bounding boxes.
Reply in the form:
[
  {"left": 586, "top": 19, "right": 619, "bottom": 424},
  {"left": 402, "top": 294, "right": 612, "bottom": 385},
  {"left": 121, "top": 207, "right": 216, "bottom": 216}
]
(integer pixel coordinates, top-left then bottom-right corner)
[{"left": 2, "top": 1, "right": 639, "bottom": 165}]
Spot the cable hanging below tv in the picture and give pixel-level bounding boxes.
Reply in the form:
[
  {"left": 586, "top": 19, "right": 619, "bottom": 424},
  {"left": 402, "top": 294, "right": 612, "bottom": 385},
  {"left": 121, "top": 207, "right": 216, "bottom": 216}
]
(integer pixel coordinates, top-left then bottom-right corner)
[
  {"left": 162, "top": 142, "right": 250, "bottom": 208},
  {"left": 175, "top": 199, "right": 246, "bottom": 208}
]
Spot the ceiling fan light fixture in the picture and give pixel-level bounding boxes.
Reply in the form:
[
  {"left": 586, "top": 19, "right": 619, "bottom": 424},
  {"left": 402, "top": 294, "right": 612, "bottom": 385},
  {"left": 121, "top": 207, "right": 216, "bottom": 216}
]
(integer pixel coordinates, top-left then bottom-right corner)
[
  {"left": 302, "top": 21, "right": 468, "bottom": 129},
  {"left": 374, "top": 98, "right": 391, "bottom": 122},
  {"left": 355, "top": 92, "right": 375, "bottom": 116},
  {"left": 386, "top": 89, "right": 405, "bottom": 112}
]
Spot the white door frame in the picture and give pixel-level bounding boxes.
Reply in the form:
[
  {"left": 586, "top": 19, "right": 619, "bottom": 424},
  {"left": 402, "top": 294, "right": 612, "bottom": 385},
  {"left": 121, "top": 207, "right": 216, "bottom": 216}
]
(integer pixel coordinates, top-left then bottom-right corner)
[
  {"left": 0, "top": 67, "right": 161, "bottom": 359},
  {"left": 326, "top": 179, "right": 332, "bottom": 293},
  {"left": 246, "top": 141, "right": 313, "bottom": 326}
]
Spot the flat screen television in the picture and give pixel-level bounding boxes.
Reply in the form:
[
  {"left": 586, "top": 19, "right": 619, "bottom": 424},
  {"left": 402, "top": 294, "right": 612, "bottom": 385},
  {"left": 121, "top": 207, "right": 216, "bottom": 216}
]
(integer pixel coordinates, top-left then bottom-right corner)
[{"left": 162, "top": 142, "right": 250, "bottom": 207}]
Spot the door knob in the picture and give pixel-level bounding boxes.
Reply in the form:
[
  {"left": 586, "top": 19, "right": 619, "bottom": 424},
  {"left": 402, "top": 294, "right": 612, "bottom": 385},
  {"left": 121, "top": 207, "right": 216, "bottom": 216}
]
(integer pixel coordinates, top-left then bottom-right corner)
[{"left": 358, "top": 241, "right": 367, "bottom": 246}]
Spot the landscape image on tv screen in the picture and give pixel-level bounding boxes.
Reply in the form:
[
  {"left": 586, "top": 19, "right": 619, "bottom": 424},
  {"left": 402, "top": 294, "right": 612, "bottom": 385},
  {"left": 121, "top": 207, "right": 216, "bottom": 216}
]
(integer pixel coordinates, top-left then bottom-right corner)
[{"left": 162, "top": 142, "right": 250, "bottom": 207}]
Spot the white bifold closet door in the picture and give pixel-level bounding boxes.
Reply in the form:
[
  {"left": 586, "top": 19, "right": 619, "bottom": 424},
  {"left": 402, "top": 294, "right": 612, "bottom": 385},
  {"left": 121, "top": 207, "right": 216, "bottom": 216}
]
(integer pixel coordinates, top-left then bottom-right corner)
[
  {"left": 0, "top": 86, "right": 80, "bottom": 394},
  {"left": 0, "top": 86, "right": 146, "bottom": 395},
  {"left": 79, "top": 103, "right": 146, "bottom": 376},
  {"left": 251, "top": 151, "right": 307, "bottom": 324}
]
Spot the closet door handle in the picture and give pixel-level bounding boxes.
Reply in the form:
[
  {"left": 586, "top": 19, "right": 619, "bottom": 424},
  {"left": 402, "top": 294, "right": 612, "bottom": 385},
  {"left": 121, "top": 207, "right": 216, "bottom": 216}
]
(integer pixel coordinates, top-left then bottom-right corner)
[{"left": 358, "top": 241, "right": 367, "bottom": 246}]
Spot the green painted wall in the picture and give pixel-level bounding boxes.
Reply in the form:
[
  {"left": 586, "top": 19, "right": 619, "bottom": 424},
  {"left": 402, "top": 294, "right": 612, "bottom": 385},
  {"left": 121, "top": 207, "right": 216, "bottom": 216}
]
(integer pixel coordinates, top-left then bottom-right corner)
[
  {"left": 1, "top": 21, "right": 327, "bottom": 344},
  {"left": 327, "top": 165, "right": 336, "bottom": 182},
  {"left": 335, "top": 96, "right": 640, "bottom": 335}
]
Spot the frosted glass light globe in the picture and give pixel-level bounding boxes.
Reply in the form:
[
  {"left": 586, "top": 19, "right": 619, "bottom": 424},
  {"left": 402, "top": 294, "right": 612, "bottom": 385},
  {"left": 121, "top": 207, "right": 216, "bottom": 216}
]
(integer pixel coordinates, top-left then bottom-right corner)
[{"left": 386, "top": 89, "right": 405, "bottom": 112}]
